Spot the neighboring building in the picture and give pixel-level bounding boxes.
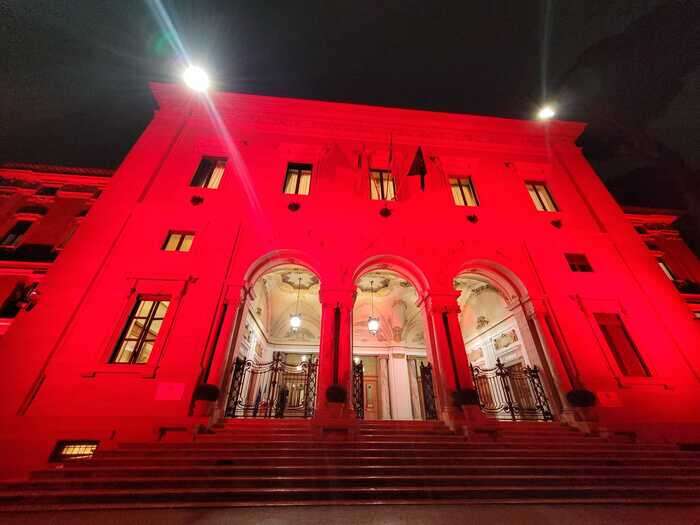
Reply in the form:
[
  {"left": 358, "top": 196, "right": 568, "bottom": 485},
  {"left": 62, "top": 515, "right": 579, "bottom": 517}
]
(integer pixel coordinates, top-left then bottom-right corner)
[
  {"left": 0, "top": 164, "right": 111, "bottom": 338},
  {"left": 0, "top": 83, "right": 699, "bottom": 489}
]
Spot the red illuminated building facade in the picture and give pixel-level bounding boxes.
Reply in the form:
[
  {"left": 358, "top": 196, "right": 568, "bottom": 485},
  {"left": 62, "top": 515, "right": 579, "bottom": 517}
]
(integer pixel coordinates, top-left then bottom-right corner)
[{"left": 1, "top": 83, "right": 699, "bottom": 480}]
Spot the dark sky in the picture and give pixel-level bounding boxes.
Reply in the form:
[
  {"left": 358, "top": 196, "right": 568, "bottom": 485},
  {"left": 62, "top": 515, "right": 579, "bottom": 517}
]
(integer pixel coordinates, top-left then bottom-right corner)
[{"left": 1, "top": 1, "right": 698, "bottom": 212}]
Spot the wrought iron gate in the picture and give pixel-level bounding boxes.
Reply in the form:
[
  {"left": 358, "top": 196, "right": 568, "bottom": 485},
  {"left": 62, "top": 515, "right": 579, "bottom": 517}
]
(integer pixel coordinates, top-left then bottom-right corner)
[
  {"left": 471, "top": 359, "right": 553, "bottom": 421},
  {"left": 352, "top": 361, "right": 364, "bottom": 419},
  {"left": 225, "top": 353, "right": 318, "bottom": 418},
  {"left": 419, "top": 362, "right": 438, "bottom": 420}
]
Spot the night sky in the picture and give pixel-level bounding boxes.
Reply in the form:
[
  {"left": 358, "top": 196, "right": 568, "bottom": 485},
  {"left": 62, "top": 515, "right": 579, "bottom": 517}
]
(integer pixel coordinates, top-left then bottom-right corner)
[{"left": 1, "top": 1, "right": 698, "bottom": 232}]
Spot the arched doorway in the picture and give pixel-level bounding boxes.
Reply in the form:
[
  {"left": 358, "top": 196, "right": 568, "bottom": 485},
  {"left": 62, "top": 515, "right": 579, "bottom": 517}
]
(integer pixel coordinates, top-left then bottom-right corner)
[
  {"left": 352, "top": 270, "right": 437, "bottom": 420},
  {"left": 454, "top": 271, "right": 554, "bottom": 421},
  {"left": 225, "top": 264, "right": 321, "bottom": 418}
]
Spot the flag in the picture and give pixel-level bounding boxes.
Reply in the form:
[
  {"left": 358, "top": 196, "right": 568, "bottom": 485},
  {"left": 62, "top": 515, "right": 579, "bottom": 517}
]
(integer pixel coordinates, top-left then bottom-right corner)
[{"left": 407, "top": 146, "right": 427, "bottom": 191}]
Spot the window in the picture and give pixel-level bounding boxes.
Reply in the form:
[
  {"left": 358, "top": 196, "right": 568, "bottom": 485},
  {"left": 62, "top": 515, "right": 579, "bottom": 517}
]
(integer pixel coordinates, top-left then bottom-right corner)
[
  {"left": 283, "top": 163, "right": 312, "bottom": 195},
  {"left": 50, "top": 441, "right": 98, "bottom": 462},
  {"left": 526, "top": 182, "right": 558, "bottom": 212},
  {"left": 190, "top": 157, "right": 226, "bottom": 189},
  {"left": 645, "top": 241, "right": 660, "bottom": 251},
  {"left": 634, "top": 226, "right": 647, "bottom": 234},
  {"left": 0, "top": 220, "right": 32, "bottom": 247},
  {"left": 565, "top": 253, "right": 593, "bottom": 272},
  {"left": 594, "top": 313, "right": 649, "bottom": 377},
  {"left": 111, "top": 298, "right": 170, "bottom": 364},
  {"left": 657, "top": 259, "right": 676, "bottom": 281},
  {"left": 370, "top": 169, "right": 396, "bottom": 201},
  {"left": 163, "top": 231, "right": 195, "bottom": 252},
  {"left": 0, "top": 283, "right": 26, "bottom": 318},
  {"left": 449, "top": 177, "right": 479, "bottom": 206},
  {"left": 36, "top": 187, "right": 59, "bottom": 196}
]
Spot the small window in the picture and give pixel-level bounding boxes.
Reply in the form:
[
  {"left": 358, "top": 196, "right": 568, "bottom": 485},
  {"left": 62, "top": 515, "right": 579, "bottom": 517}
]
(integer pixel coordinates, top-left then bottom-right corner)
[
  {"left": 594, "top": 313, "right": 649, "bottom": 377},
  {"left": 190, "top": 157, "right": 226, "bottom": 189},
  {"left": 565, "top": 253, "right": 593, "bottom": 272},
  {"left": 0, "top": 282, "right": 26, "bottom": 318},
  {"left": 657, "top": 259, "right": 676, "bottom": 281},
  {"left": 50, "top": 441, "right": 99, "bottom": 462},
  {"left": 645, "top": 241, "right": 660, "bottom": 251},
  {"left": 0, "top": 220, "right": 33, "bottom": 247},
  {"left": 111, "top": 298, "right": 170, "bottom": 364},
  {"left": 526, "top": 182, "right": 558, "bottom": 212},
  {"left": 36, "top": 187, "right": 59, "bottom": 196},
  {"left": 163, "top": 231, "right": 195, "bottom": 252},
  {"left": 449, "top": 177, "right": 479, "bottom": 206},
  {"left": 634, "top": 226, "right": 647, "bottom": 234},
  {"left": 370, "top": 169, "right": 396, "bottom": 201},
  {"left": 283, "top": 163, "right": 312, "bottom": 195}
]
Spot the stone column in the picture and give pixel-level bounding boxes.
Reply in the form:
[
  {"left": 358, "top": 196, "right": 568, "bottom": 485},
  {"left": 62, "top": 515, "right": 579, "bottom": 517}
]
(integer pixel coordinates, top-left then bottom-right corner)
[
  {"left": 407, "top": 358, "right": 423, "bottom": 420},
  {"left": 377, "top": 355, "right": 392, "bottom": 420},
  {"left": 426, "top": 292, "right": 486, "bottom": 430},
  {"left": 315, "top": 288, "right": 356, "bottom": 418},
  {"left": 200, "top": 284, "right": 249, "bottom": 421},
  {"left": 388, "top": 351, "right": 413, "bottom": 420}
]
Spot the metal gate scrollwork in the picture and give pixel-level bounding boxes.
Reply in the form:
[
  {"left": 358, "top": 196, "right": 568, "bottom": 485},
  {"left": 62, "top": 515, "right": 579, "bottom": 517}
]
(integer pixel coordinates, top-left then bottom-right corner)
[
  {"left": 419, "top": 362, "right": 438, "bottom": 420},
  {"left": 471, "top": 358, "right": 553, "bottom": 421},
  {"left": 352, "top": 360, "right": 364, "bottom": 419},
  {"left": 225, "top": 353, "right": 318, "bottom": 418}
]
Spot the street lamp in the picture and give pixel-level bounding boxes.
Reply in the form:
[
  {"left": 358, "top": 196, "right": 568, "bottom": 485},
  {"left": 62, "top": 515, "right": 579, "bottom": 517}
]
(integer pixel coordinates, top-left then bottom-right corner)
[
  {"left": 183, "top": 65, "right": 210, "bottom": 92},
  {"left": 537, "top": 105, "right": 556, "bottom": 121},
  {"left": 367, "top": 280, "right": 380, "bottom": 336}
]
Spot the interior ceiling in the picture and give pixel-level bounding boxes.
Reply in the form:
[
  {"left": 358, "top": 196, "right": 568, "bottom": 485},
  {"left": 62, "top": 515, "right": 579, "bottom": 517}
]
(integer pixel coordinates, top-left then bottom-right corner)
[
  {"left": 252, "top": 269, "right": 506, "bottom": 349},
  {"left": 354, "top": 271, "right": 425, "bottom": 347},
  {"left": 252, "top": 265, "right": 321, "bottom": 345}
]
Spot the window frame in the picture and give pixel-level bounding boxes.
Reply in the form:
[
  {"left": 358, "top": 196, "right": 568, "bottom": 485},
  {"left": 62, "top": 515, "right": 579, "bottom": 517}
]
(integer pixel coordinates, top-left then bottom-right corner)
[
  {"left": 593, "top": 312, "right": 650, "bottom": 378},
  {"left": 525, "top": 181, "right": 558, "bottom": 212},
  {"left": 109, "top": 296, "right": 171, "bottom": 365},
  {"left": 0, "top": 220, "right": 34, "bottom": 248},
  {"left": 565, "top": 253, "right": 593, "bottom": 273},
  {"left": 190, "top": 157, "right": 227, "bottom": 189},
  {"left": 449, "top": 177, "right": 479, "bottom": 207},
  {"left": 283, "top": 163, "right": 312, "bottom": 196},
  {"left": 162, "top": 231, "right": 195, "bottom": 253},
  {"left": 369, "top": 168, "right": 396, "bottom": 201}
]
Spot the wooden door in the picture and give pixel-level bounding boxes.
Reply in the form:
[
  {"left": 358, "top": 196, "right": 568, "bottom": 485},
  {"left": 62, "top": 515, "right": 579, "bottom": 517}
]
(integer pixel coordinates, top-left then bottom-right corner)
[{"left": 364, "top": 377, "right": 379, "bottom": 420}]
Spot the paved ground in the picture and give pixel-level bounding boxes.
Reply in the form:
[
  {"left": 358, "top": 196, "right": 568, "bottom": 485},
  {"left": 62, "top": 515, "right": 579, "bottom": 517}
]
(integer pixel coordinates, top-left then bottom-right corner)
[{"left": 3, "top": 504, "right": 700, "bottom": 525}]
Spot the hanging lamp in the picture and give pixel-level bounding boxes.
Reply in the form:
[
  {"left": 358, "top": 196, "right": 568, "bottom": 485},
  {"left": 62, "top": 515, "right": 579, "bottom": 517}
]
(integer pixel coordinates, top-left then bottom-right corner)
[
  {"left": 289, "top": 277, "right": 302, "bottom": 331},
  {"left": 367, "top": 279, "right": 380, "bottom": 335}
]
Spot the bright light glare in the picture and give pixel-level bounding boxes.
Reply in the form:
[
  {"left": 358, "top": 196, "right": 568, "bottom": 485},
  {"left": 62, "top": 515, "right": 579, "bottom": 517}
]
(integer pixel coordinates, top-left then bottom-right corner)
[
  {"left": 537, "top": 105, "right": 556, "bottom": 120},
  {"left": 367, "top": 317, "right": 380, "bottom": 335},
  {"left": 290, "top": 314, "right": 302, "bottom": 330},
  {"left": 183, "top": 66, "right": 209, "bottom": 92}
]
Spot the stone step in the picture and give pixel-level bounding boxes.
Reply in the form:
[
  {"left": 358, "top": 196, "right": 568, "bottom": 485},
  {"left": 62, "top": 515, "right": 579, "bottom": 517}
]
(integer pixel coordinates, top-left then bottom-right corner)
[
  {"left": 6, "top": 474, "right": 700, "bottom": 492},
  {"left": 54, "top": 453, "right": 700, "bottom": 468},
  {"left": 2, "top": 484, "right": 699, "bottom": 508},
  {"left": 32, "top": 463, "right": 700, "bottom": 480}
]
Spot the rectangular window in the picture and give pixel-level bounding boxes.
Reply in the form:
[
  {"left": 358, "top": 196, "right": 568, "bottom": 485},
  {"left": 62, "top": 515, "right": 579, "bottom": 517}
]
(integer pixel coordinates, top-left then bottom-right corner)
[
  {"left": 657, "top": 259, "right": 676, "bottom": 281},
  {"left": 50, "top": 441, "right": 99, "bottom": 462},
  {"left": 594, "top": 313, "right": 650, "bottom": 377},
  {"left": 111, "top": 298, "right": 170, "bottom": 364},
  {"left": 283, "top": 163, "right": 312, "bottom": 195},
  {"left": 190, "top": 157, "right": 226, "bottom": 189},
  {"left": 369, "top": 169, "right": 396, "bottom": 201},
  {"left": 526, "top": 182, "right": 558, "bottom": 212},
  {"left": 0, "top": 220, "right": 32, "bottom": 247},
  {"left": 162, "top": 231, "right": 195, "bottom": 252},
  {"left": 565, "top": 253, "right": 593, "bottom": 272},
  {"left": 36, "top": 187, "right": 59, "bottom": 196},
  {"left": 449, "top": 177, "right": 479, "bottom": 206}
]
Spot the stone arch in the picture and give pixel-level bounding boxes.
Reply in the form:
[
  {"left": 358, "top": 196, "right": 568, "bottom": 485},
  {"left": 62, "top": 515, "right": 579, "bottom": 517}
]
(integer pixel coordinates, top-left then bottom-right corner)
[
  {"left": 352, "top": 254, "right": 431, "bottom": 298},
  {"left": 243, "top": 249, "right": 322, "bottom": 290},
  {"left": 455, "top": 259, "right": 531, "bottom": 306}
]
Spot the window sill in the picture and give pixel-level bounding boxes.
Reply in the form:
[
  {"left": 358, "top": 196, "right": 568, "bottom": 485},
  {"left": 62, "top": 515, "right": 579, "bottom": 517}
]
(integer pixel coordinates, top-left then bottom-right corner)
[
  {"left": 81, "top": 363, "right": 159, "bottom": 379},
  {"left": 614, "top": 375, "right": 671, "bottom": 390}
]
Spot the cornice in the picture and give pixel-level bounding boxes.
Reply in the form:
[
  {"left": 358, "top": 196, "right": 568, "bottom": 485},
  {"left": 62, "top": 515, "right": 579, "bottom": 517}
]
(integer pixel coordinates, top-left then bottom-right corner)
[{"left": 150, "top": 82, "right": 585, "bottom": 155}]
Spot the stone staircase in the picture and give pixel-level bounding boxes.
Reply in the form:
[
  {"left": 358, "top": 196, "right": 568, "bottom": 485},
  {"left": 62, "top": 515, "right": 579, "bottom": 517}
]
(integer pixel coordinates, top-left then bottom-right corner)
[{"left": 1, "top": 419, "right": 700, "bottom": 510}]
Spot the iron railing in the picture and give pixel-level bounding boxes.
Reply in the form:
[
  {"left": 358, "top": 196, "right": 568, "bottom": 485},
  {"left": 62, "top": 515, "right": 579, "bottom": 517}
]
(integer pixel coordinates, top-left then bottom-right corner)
[
  {"left": 352, "top": 361, "right": 364, "bottom": 419},
  {"left": 225, "top": 353, "right": 317, "bottom": 418},
  {"left": 419, "top": 362, "right": 438, "bottom": 420},
  {"left": 471, "top": 359, "right": 553, "bottom": 421}
]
